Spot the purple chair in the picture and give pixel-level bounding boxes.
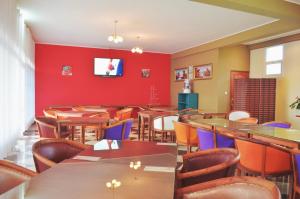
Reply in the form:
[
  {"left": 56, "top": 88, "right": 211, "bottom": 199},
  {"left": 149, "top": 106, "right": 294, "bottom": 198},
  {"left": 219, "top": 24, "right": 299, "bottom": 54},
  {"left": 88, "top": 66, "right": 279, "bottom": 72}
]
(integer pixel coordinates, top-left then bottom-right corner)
[
  {"left": 103, "top": 119, "right": 133, "bottom": 140},
  {"left": 292, "top": 149, "right": 300, "bottom": 199},
  {"left": 263, "top": 121, "right": 291, "bottom": 129},
  {"left": 216, "top": 133, "right": 235, "bottom": 148},
  {"left": 197, "top": 129, "right": 235, "bottom": 150},
  {"left": 197, "top": 128, "right": 214, "bottom": 150}
]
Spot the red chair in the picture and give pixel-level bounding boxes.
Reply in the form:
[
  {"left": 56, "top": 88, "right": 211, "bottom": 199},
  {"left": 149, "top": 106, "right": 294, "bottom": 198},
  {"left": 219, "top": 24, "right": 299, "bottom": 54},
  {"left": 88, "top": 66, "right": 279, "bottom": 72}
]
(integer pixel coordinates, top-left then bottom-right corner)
[
  {"left": 176, "top": 148, "right": 240, "bottom": 187},
  {"left": 32, "top": 139, "right": 88, "bottom": 173},
  {"left": 0, "top": 160, "right": 36, "bottom": 194}
]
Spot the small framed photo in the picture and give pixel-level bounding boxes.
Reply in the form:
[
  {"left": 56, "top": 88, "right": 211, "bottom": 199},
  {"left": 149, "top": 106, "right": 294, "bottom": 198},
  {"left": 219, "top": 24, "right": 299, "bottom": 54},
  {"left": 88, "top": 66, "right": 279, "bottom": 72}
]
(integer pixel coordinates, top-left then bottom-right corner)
[
  {"left": 175, "top": 67, "right": 188, "bottom": 81},
  {"left": 141, "top": 69, "right": 150, "bottom": 78},
  {"left": 193, "top": 64, "right": 213, "bottom": 80},
  {"left": 62, "top": 65, "right": 72, "bottom": 76}
]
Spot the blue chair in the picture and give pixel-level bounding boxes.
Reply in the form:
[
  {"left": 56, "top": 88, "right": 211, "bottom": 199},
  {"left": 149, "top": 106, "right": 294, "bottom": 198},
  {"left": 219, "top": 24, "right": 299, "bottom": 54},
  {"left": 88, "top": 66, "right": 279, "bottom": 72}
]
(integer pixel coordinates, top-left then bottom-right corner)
[
  {"left": 263, "top": 121, "right": 291, "bottom": 129},
  {"left": 197, "top": 128, "right": 235, "bottom": 150},
  {"left": 292, "top": 149, "right": 300, "bottom": 199},
  {"left": 197, "top": 128, "right": 214, "bottom": 150},
  {"left": 216, "top": 133, "right": 235, "bottom": 148},
  {"left": 103, "top": 119, "right": 133, "bottom": 140}
]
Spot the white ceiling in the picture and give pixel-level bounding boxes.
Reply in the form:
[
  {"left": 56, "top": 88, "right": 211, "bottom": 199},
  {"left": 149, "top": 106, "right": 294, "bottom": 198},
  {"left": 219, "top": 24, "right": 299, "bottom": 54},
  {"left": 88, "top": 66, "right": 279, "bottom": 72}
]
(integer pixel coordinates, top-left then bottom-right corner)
[{"left": 18, "top": 0, "right": 275, "bottom": 54}]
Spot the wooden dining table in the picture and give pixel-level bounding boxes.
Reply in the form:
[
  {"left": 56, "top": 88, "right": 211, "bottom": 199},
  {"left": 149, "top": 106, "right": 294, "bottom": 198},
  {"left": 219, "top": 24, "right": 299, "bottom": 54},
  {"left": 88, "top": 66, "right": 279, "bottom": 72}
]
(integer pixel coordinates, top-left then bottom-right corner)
[
  {"left": 57, "top": 117, "right": 109, "bottom": 144},
  {"left": 187, "top": 117, "right": 300, "bottom": 149},
  {"left": 0, "top": 141, "right": 177, "bottom": 199}
]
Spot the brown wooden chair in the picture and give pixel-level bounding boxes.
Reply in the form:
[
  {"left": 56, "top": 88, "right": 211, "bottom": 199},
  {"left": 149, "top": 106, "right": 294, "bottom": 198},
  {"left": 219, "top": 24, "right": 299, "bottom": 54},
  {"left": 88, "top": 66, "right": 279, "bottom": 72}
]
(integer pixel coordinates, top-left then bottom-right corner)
[
  {"left": 32, "top": 139, "right": 88, "bottom": 173},
  {"left": 152, "top": 115, "right": 179, "bottom": 142},
  {"left": 35, "top": 116, "right": 71, "bottom": 138},
  {"left": 176, "top": 176, "right": 281, "bottom": 199},
  {"left": 0, "top": 160, "right": 37, "bottom": 194},
  {"left": 176, "top": 148, "right": 240, "bottom": 187}
]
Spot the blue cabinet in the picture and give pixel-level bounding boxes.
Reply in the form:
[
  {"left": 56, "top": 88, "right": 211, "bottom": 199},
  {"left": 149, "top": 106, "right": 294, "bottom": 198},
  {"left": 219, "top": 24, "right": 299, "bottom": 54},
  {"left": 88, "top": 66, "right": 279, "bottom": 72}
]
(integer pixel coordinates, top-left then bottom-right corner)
[{"left": 178, "top": 93, "right": 198, "bottom": 110}]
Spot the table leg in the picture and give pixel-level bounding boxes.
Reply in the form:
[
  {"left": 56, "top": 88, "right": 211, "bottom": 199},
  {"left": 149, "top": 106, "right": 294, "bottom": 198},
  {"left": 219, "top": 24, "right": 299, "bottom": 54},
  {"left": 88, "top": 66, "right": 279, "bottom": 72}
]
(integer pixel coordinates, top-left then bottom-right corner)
[
  {"left": 212, "top": 125, "right": 217, "bottom": 148},
  {"left": 148, "top": 117, "right": 152, "bottom": 142},
  {"left": 81, "top": 126, "right": 85, "bottom": 144},
  {"left": 138, "top": 115, "right": 141, "bottom": 140},
  {"left": 71, "top": 126, "right": 75, "bottom": 140}
]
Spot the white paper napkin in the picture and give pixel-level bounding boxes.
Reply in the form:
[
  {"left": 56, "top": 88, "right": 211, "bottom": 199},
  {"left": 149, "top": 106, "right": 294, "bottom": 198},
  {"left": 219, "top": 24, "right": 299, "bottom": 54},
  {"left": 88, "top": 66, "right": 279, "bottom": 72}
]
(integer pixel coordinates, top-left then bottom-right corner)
[
  {"left": 73, "top": 155, "right": 101, "bottom": 161},
  {"left": 144, "top": 166, "right": 175, "bottom": 173}
]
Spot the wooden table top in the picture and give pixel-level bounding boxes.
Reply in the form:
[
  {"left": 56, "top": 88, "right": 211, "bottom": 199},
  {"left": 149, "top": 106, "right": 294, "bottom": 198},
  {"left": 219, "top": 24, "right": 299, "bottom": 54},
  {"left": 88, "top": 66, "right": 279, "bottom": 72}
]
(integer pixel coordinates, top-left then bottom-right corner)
[
  {"left": 56, "top": 117, "right": 109, "bottom": 125},
  {"left": 64, "top": 140, "right": 177, "bottom": 163},
  {"left": 187, "top": 118, "right": 300, "bottom": 148},
  {"left": 1, "top": 141, "right": 177, "bottom": 199}
]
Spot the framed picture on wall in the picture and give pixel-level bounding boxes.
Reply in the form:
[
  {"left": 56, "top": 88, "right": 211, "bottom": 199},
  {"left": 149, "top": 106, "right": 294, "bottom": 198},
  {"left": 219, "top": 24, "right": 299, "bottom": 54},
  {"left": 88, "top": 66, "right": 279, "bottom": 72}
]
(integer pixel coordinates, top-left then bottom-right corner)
[
  {"left": 193, "top": 64, "right": 213, "bottom": 80},
  {"left": 141, "top": 69, "right": 150, "bottom": 78},
  {"left": 175, "top": 67, "right": 188, "bottom": 81}
]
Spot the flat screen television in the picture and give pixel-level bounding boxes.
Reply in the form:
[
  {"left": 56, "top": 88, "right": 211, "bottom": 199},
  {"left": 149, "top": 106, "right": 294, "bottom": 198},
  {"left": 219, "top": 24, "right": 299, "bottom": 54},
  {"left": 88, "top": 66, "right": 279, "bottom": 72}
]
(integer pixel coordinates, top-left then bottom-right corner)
[{"left": 94, "top": 58, "right": 123, "bottom": 76}]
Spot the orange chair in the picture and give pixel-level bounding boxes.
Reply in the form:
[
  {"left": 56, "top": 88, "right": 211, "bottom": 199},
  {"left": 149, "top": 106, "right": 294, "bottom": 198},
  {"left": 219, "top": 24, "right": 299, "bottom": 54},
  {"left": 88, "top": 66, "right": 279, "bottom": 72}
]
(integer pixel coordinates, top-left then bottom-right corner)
[
  {"left": 235, "top": 138, "right": 292, "bottom": 178},
  {"left": 173, "top": 121, "right": 198, "bottom": 153},
  {"left": 115, "top": 108, "right": 133, "bottom": 121},
  {"left": 236, "top": 117, "right": 258, "bottom": 124}
]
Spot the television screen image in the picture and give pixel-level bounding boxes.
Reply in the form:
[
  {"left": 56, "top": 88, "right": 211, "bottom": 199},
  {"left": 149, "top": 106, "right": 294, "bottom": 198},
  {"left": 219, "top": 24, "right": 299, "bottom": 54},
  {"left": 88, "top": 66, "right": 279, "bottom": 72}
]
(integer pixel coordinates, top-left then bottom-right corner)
[{"left": 94, "top": 58, "right": 123, "bottom": 76}]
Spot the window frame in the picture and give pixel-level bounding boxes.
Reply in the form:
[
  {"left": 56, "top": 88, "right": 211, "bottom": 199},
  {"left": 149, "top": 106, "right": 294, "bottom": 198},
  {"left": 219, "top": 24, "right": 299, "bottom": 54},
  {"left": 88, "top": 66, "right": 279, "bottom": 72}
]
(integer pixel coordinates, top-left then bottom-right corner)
[{"left": 265, "top": 45, "right": 284, "bottom": 76}]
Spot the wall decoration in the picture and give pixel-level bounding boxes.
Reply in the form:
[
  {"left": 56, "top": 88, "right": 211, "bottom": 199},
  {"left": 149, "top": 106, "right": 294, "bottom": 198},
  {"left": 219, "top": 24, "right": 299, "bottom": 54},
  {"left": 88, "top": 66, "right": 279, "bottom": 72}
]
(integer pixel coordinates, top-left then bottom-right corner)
[
  {"left": 141, "top": 69, "right": 150, "bottom": 78},
  {"left": 193, "top": 64, "right": 213, "bottom": 80},
  {"left": 175, "top": 67, "right": 188, "bottom": 81},
  {"left": 62, "top": 65, "right": 72, "bottom": 76}
]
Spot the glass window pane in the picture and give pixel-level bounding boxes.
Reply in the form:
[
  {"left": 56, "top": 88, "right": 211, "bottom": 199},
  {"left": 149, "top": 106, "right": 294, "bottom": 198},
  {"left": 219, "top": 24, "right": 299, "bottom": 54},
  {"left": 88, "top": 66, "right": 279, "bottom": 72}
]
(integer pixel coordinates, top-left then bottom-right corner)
[
  {"left": 266, "top": 62, "right": 282, "bottom": 75},
  {"left": 266, "top": 45, "right": 283, "bottom": 62}
]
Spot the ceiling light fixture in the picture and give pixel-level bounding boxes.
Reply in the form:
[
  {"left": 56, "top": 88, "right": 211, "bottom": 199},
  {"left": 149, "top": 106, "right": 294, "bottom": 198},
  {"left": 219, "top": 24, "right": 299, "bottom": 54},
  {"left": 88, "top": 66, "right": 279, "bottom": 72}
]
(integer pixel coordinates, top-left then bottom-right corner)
[
  {"left": 131, "top": 36, "right": 143, "bottom": 54},
  {"left": 108, "top": 20, "right": 123, "bottom": 43}
]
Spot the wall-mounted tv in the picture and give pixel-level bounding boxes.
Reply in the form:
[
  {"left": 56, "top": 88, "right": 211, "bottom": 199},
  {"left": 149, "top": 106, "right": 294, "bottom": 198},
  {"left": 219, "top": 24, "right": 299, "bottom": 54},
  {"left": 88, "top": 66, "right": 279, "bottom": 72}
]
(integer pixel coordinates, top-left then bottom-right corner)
[{"left": 94, "top": 58, "right": 123, "bottom": 76}]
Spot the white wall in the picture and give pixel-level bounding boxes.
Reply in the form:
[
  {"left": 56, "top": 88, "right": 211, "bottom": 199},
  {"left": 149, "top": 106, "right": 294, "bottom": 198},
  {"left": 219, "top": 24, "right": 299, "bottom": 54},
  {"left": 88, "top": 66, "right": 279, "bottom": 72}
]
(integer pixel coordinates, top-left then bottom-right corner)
[{"left": 250, "top": 40, "right": 300, "bottom": 129}]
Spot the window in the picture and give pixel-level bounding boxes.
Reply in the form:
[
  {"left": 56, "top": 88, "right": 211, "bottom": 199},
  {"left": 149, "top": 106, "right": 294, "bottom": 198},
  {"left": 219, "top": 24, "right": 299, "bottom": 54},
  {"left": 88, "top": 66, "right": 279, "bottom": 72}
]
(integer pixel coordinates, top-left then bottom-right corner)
[{"left": 265, "top": 45, "right": 283, "bottom": 75}]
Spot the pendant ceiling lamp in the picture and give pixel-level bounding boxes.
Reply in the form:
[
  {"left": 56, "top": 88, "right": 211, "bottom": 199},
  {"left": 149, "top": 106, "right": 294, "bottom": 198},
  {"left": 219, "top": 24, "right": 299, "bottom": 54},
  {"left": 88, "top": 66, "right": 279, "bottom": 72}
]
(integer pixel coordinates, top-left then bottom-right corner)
[
  {"left": 108, "top": 20, "right": 123, "bottom": 43},
  {"left": 131, "top": 36, "right": 143, "bottom": 54}
]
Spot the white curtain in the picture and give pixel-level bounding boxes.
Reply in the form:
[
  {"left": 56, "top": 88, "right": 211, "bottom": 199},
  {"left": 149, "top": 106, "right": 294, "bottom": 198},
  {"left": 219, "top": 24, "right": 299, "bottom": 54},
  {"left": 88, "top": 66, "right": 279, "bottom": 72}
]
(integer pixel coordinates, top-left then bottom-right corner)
[{"left": 0, "top": 0, "right": 35, "bottom": 159}]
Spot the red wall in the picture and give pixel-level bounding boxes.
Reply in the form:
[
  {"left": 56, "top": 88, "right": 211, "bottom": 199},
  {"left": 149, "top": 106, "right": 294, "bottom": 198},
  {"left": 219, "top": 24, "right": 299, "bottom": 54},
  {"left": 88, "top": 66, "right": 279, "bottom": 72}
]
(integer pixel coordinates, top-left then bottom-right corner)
[{"left": 35, "top": 44, "right": 171, "bottom": 115}]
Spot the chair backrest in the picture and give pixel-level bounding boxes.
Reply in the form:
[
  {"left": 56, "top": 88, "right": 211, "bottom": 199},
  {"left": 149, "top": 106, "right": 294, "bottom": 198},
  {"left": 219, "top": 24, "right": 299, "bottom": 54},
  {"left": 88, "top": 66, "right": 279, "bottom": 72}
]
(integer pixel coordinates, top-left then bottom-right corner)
[
  {"left": 235, "top": 138, "right": 291, "bottom": 176},
  {"left": 216, "top": 133, "right": 235, "bottom": 148},
  {"left": 153, "top": 115, "right": 179, "bottom": 131},
  {"left": 263, "top": 121, "right": 291, "bottom": 128},
  {"left": 32, "top": 139, "right": 87, "bottom": 173},
  {"left": 173, "top": 121, "right": 198, "bottom": 147},
  {"left": 35, "top": 117, "right": 58, "bottom": 138},
  {"left": 179, "top": 148, "right": 240, "bottom": 187},
  {"left": 228, "top": 111, "right": 250, "bottom": 121},
  {"left": 292, "top": 150, "right": 300, "bottom": 191},
  {"left": 115, "top": 108, "right": 133, "bottom": 120},
  {"left": 103, "top": 119, "right": 133, "bottom": 140},
  {"left": 197, "top": 129, "right": 235, "bottom": 150},
  {"left": 236, "top": 117, "right": 258, "bottom": 124},
  {"left": 0, "top": 160, "right": 36, "bottom": 194},
  {"left": 177, "top": 176, "right": 281, "bottom": 199},
  {"left": 197, "top": 128, "right": 214, "bottom": 150}
]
